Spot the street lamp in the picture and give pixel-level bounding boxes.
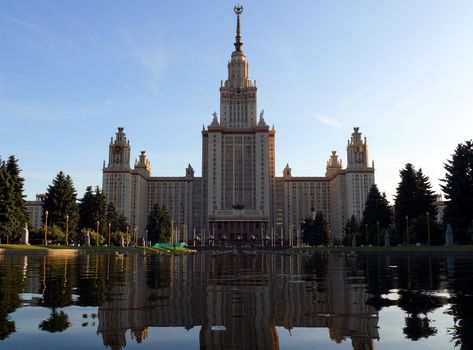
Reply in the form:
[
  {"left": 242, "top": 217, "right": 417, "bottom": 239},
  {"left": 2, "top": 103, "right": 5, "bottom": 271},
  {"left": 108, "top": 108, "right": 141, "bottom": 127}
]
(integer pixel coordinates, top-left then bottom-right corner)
[
  {"left": 426, "top": 212, "right": 431, "bottom": 246},
  {"left": 96, "top": 220, "right": 100, "bottom": 246},
  {"left": 65, "top": 214, "right": 69, "bottom": 245},
  {"left": 376, "top": 221, "right": 380, "bottom": 246},
  {"left": 108, "top": 222, "right": 111, "bottom": 246},
  {"left": 365, "top": 223, "right": 368, "bottom": 245},
  {"left": 348, "top": 226, "right": 351, "bottom": 247},
  {"left": 406, "top": 215, "right": 409, "bottom": 244},
  {"left": 44, "top": 210, "right": 49, "bottom": 246}
]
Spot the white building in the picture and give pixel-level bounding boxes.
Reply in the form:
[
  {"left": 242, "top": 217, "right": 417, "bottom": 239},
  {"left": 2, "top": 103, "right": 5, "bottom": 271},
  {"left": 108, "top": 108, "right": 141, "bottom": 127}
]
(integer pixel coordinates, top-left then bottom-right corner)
[{"left": 102, "top": 6, "right": 374, "bottom": 244}]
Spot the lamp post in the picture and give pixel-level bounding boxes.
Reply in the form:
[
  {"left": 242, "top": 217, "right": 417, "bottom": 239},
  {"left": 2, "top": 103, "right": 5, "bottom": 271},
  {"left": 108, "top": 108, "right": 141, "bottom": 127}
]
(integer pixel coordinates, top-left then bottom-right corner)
[
  {"left": 426, "top": 212, "right": 431, "bottom": 246},
  {"left": 44, "top": 210, "right": 49, "bottom": 246},
  {"left": 406, "top": 215, "right": 409, "bottom": 244},
  {"left": 65, "top": 214, "right": 69, "bottom": 245},
  {"left": 348, "top": 226, "right": 351, "bottom": 247},
  {"left": 96, "top": 220, "right": 100, "bottom": 246},
  {"left": 377, "top": 221, "right": 380, "bottom": 246},
  {"left": 108, "top": 222, "right": 111, "bottom": 246},
  {"left": 365, "top": 223, "right": 368, "bottom": 245}
]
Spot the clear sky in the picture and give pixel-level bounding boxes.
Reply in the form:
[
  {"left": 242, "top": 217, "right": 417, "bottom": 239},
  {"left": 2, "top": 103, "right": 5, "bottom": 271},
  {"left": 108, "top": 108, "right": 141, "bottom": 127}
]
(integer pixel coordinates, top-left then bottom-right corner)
[{"left": 1, "top": 0, "right": 472, "bottom": 202}]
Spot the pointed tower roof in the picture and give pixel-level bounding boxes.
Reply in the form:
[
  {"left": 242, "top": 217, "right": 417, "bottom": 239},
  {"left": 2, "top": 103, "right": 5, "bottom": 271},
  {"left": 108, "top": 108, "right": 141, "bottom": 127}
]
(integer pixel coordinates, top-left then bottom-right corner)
[{"left": 233, "top": 4, "right": 244, "bottom": 52}]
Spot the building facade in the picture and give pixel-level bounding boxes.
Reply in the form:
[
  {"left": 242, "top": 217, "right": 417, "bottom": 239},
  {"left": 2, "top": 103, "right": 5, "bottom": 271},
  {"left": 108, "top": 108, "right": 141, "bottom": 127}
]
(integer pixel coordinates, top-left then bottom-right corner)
[
  {"left": 26, "top": 194, "right": 46, "bottom": 229},
  {"left": 102, "top": 7, "right": 374, "bottom": 244}
]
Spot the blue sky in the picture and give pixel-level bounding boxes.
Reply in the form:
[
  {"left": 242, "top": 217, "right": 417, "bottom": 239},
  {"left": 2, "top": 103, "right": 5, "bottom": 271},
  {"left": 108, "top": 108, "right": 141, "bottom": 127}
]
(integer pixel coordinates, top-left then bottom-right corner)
[{"left": 1, "top": 0, "right": 472, "bottom": 202}]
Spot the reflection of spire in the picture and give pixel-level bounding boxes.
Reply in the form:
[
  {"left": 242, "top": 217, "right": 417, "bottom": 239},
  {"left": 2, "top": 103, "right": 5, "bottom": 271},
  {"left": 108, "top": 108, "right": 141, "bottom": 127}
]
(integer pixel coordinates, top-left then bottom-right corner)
[
  {"left": 131, "top": 327, "right": 149, "bottom": 343},
  {"left": 233, "top": 5, "right": 244, "bottom": 51}
]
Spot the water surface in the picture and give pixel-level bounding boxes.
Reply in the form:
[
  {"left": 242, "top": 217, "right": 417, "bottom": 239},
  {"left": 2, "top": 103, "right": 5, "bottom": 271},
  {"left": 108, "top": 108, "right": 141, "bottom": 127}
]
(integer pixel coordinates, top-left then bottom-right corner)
[{"left": 1, "top": 251, "right": 472, "bottom": 349}]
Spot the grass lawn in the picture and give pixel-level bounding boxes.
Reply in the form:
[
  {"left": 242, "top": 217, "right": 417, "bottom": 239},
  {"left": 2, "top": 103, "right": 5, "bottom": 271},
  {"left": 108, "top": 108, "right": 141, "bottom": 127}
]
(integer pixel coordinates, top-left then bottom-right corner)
[{"left": 0, "top": 244, "right": 49, "bottom": 250}]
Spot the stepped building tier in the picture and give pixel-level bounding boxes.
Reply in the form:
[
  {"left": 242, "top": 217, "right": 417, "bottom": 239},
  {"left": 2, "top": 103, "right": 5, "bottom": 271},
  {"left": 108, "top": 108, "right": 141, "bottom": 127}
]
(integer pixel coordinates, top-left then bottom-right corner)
[{"left": 102, "top": 6, "right": 375, "bottom": 244}]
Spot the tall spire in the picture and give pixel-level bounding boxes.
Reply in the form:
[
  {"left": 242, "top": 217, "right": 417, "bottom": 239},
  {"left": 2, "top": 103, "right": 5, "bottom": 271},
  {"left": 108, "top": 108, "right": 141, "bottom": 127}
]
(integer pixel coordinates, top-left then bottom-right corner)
[{"left": 233, "top": 4, "right": 243, "bottom": 51}]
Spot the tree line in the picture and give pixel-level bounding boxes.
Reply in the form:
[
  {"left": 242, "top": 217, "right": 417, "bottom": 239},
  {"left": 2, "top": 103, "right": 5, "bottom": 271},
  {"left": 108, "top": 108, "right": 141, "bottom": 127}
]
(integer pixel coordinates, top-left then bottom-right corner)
[
  {"left": 301, "top": 140, "right": 473, "bottom": 246},
  {"left": 1, "top": 139, "right": 472, "bottom": 246},
  {"left": 0, "top": 158, "right": 131, "bottom": 245},
  {"left": 0, "top": 155, "right": 173, "bottom": 245}
]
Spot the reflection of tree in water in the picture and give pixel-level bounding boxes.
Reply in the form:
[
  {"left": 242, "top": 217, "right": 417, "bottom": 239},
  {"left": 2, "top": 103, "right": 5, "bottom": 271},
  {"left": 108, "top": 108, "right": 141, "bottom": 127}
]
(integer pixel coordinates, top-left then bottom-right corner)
[
  {"left": 146, "top": 254, "right": 171, "bottom": 290},
  {"left": 41, "top": 263, "right": 73, "bottom": 308},
  {"left": 75, "top": 254, "right": 126, "bottom": 306},
  {"left": 0, "top": 257, "right": 24, "bottom": 340},
  {"left": 343, "top": 253, "right": 446, "bottom": 342},
  {"left": 398, "top": 290, "right": 444, "bottom": 315},
  {"left": 403, "top": 314, "right": 437, "bottom": 341},
  {"left": 395, "top": 256, "right": 445, "bottom": 341},
  {"left": 447, "top": 258, "right": 473, "bottom": 350},
  {"left": 39, "top": 310, "right": 70, "bottom": 333},
  {"left": 398, "top": 290, "right": 443, "bottom": 340},
  {"left": 39, "top": 257, "right": 74, "bottom": 334},
  {"left": 358, "top": 254, "right": 397, "bottom": 311},
  {"left": 302, "top": 253, "right": 328, "bottom": 292}
]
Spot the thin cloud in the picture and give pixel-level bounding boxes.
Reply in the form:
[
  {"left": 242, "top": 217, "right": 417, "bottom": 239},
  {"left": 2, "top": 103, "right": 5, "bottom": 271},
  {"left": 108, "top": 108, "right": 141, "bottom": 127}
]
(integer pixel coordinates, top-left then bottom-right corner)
[
  {"left": 118, "top": 29, "right": 169, "bottom": 92},
  {"left": 315, "top": 114, "right": 344, "bottom": 129},
  {"left": 0, "top": 12, "right": 44, "bottom": 32}
]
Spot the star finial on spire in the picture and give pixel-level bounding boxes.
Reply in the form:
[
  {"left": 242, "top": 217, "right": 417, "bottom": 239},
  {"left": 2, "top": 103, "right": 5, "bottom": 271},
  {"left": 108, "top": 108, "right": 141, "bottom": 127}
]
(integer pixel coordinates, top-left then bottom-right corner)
[{"left": 233, "top": 4, "right": 244, "bottom": 51}]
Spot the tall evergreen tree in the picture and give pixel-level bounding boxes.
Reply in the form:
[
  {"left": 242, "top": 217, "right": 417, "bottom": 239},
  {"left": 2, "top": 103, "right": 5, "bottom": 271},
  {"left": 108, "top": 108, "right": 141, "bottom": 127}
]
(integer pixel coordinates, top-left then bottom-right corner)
[
  {"left": 93, "top": 187, "right": 108, "bottom": 235},
  {"left": 0, "top": 156, "right": 29, "bottom": 243},
  {"left": 6, "top": 156, "right": 29, "bottom": 238},
  {"left": 0, "top": 159, "right": 14, "bottom": 243},
  {"left": 78, "top": 186, "right": 95, "bottom": 231},
  {"left": 79, "top": 187, "right": 128, "bottom": 244},
  {"left": 344, "top": 214, "right": 360, "bottom": 246},
  {"left": 301, "top": 210, "right": 329, "bottom": 246},
  {"left": 395, "top": 163, "right": 437, "bottom": 243},
  {"left": 42, "top": 172, "right": 79, "bottom": 241},
  {"left": 106, "top": 202, "right": 128, "bottom": 232},
  {"left": 362, "top": 184, "right": 392, "bottom": 245},
  {"left": 78, "top": 186, "right": 108, "bottom": 234},
  {"left": 441, "top": 140, "right": 473, "bottom": 243},
  {"left": 146, "top": 204, "right": 172, "bottom": 244}
]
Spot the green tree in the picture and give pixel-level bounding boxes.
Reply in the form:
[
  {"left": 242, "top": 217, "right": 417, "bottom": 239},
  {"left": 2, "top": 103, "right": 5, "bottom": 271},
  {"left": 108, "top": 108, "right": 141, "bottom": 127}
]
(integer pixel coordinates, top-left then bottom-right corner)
[
  {"left": 0, "top": 156, "right": 29, "bottom": 243},
  {"left": 344, "top": 215, "right": 360, "bottom": 246},
  {"left": 42, "top": 172, "right": 79, "bottom": 243},
  {"left": 106, "top": 202, "right": 128, "bottom": 232},
  {"left": 394, "top": 164, "right": 437, "bottom": 243},
  {"left": 441, "top": 140, "right": 473, "bottom": 243},
  {"left": 78, "top": 228, "right": 104, "bottom": 246},
  {"left": 78, "top": 186, "right": 95, "bottom": 230},
  {"left": 78, "top": 186, "right": 110, "bottom": 242},
  {"left": 301, "top": 210, "right": 329, "bottom": 246},
  {"left": 146, "top": 204, "right": 172, "bottom": 244},
  {"left": 0, "top": 159, "right": 15, "bottom": 244},
  {"left": 362, "top": 184, "right": 392, "bottom": 245},
  {"left": 48, "top": 225, "right": 66, "bottom": 245},
  {"left": 5, "top": 156, "right": 29, "bottom": 241}
]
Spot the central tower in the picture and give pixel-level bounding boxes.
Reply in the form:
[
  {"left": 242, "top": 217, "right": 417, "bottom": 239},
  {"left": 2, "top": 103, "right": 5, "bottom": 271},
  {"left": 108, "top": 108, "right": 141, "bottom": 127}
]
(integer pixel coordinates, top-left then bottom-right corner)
[
  {"left": 219, "top": 5, "right": 257, "bottom": 129},
  {"left": 202, "top": 5, "right": 275, "bottom": 238}
]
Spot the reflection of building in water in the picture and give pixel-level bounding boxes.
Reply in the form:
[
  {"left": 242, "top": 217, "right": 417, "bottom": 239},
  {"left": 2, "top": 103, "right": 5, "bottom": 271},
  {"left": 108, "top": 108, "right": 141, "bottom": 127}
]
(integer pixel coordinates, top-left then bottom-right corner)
[{"left": 97, "top": 253, "right": 378, "bottom": 350}]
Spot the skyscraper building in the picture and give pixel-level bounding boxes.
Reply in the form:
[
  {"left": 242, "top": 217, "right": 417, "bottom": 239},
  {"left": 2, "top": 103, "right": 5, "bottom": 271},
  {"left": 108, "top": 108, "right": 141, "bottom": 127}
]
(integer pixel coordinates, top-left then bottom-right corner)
[{"left": 102, "top": 6, "right": 374, "bottom": 244}]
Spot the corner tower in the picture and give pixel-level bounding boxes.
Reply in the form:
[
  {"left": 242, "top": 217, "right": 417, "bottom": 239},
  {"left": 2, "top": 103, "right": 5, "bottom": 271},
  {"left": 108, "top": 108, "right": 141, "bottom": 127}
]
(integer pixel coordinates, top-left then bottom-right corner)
[{"left": 103, "top": 127, "right": 133, "bottom": 219}]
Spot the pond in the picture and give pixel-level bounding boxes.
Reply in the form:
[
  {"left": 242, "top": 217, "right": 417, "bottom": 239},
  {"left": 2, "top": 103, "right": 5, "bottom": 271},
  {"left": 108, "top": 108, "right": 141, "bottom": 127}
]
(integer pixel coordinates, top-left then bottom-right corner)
[{"left": 0, "top": 251, "right": 472, "bottom": 349}]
